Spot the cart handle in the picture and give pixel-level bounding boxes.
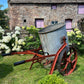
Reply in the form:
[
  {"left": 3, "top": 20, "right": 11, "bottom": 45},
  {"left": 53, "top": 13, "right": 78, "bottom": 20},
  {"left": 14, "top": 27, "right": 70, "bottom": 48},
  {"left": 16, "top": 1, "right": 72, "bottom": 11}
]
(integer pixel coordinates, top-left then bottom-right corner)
[{"left": 14, "top": 60, "right": 25, "bottom": 66}]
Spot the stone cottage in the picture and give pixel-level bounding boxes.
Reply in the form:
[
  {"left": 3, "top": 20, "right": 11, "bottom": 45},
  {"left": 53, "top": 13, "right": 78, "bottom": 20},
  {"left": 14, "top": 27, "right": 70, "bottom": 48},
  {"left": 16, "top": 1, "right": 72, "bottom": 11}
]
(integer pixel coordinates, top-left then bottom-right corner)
[{"left": 8, "top": 0, "right": 84, "bottom": 30}]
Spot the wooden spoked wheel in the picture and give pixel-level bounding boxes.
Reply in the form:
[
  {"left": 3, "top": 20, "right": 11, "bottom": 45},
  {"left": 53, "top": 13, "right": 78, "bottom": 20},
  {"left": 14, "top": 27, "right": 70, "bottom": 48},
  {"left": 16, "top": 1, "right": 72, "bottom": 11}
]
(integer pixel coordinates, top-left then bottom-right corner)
[{"left": 57, "top": 46, "right": 77, "bottom": 76}]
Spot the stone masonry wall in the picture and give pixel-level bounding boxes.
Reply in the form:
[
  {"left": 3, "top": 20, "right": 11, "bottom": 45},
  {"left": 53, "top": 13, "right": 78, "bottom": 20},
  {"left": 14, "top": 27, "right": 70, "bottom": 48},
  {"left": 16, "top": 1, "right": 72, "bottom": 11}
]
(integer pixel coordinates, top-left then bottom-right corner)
[{"left": 9, "top": 3, "right": 84, "bottom": 29}]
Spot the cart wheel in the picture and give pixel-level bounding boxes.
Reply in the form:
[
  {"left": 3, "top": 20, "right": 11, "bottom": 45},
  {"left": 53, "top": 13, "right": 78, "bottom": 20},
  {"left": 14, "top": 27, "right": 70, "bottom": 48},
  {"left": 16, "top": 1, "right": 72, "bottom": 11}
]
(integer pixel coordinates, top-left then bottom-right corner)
[{"left": 57, "top": 46, "right": 77, "bottom": 76}]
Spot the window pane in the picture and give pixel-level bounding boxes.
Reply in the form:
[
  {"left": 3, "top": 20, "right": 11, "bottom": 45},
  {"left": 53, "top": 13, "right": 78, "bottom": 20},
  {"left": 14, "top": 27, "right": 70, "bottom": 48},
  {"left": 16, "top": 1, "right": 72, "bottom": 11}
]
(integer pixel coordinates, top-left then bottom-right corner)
[
  {"left": 36, "top": 20, "right": 41, "bottom": 28},
  {"left": 36, "top": 19, "right": 44, "bottom": 28},
  {"left": 65, "top": 20, "right": 72, "bottom": 32},
  {"left": 51, "top": 5, "right": 56, "bottom": 9},
  {"left": 78, "top": 5, "right": 84, "bottom": 14}
]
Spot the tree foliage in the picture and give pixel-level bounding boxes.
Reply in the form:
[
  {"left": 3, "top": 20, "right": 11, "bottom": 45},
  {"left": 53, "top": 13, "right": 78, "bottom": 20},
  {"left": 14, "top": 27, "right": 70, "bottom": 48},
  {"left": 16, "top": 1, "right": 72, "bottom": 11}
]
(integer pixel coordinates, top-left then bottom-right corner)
[
  {"left": 0, "top": 5, "right": 9, "bottom": 29},
  {"left": 78, "top": 18, "right": 84, "bottom": 33}
]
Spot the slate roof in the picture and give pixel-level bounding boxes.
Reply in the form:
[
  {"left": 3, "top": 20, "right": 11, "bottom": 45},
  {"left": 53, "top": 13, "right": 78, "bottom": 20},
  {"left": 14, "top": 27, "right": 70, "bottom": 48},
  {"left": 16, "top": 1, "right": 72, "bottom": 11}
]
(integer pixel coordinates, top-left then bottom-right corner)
[{"left": 8, "top": 0, "right": 84, "bottom": 3}]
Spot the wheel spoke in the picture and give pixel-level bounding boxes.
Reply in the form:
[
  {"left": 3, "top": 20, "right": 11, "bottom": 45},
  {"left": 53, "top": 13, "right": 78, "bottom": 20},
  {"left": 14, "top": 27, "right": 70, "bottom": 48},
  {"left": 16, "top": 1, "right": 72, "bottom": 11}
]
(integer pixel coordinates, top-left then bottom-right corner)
[
  {"left": 72, "top": 58, "right": 77, "bottom": 64},
  {"left": 61, "top": 62, "right": 68, "bottom": 72},
  {"left": 68, "top": 52, "right": 74, "bottom": 59}
]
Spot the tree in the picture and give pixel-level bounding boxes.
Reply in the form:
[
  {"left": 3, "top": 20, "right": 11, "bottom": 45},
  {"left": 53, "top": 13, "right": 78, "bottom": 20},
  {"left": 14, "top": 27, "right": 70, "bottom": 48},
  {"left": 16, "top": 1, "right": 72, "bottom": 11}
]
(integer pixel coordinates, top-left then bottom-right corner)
[
  {"left": 0, "top": 5, "right": 9, "bottom": 29},
  {"left": 78, "top": 18, "right": 84, "bottom": 33}
]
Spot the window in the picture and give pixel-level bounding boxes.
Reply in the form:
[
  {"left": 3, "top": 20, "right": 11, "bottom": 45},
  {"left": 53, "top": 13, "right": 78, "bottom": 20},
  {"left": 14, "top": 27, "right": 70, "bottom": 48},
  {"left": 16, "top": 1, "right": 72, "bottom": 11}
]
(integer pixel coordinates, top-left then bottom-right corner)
[
  {"left": 35, "top": 19, "right": 44, "bottom": 28},
  {"left": 65, "top": 19, "right": 72, "bottom": 32},
  {"left": 78, "top": 5, "right": 84, "bottom": 14},
  {"left": 51, "top": 4, "right": 57, "bottom": 9}
]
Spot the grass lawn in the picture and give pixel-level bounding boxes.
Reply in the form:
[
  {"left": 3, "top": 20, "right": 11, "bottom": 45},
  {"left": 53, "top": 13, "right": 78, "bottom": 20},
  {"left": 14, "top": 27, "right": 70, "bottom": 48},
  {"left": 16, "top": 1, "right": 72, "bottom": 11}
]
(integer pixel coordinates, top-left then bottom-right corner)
[{"left": 0, "top": 54, "right": 84, "bottom": 84}]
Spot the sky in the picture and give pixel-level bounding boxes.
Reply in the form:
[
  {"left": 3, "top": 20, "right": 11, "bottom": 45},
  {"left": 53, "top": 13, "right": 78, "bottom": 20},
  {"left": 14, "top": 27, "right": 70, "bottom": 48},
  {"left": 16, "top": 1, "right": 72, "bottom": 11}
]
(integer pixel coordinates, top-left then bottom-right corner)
[{"left": 0, "top": 0, "right": 8, "bottom": 10}]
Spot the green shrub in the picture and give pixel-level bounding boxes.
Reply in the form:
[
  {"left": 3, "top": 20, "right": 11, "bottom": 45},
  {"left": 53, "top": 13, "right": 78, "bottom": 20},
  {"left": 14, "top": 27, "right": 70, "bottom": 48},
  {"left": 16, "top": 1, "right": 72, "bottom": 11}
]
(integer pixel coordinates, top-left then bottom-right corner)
[
  {"left": 22, "top": 25, "right": 41, "bottom": 50},
  {"left": 38, "top": 74, "right": 67, "bottom": 84}
]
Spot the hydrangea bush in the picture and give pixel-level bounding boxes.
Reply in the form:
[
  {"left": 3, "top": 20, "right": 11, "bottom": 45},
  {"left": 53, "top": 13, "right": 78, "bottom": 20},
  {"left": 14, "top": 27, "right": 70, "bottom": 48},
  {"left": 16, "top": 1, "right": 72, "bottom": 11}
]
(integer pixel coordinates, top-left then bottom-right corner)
[
  {"left": 22, "top": 25, "right": 41, "bottom": 50},
  {"left": 67, "top": 28, "right": 84, "bottom": 48},
  {"left": 0, "top": 26, "right": 25, "bottom": 54}
]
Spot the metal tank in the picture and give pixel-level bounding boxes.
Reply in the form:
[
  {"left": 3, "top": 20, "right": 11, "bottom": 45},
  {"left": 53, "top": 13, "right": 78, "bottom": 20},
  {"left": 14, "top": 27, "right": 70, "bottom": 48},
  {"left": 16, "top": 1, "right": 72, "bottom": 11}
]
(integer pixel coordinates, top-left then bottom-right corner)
[{"left": 38, "top": 23, "right": 69, "bottom": 59}]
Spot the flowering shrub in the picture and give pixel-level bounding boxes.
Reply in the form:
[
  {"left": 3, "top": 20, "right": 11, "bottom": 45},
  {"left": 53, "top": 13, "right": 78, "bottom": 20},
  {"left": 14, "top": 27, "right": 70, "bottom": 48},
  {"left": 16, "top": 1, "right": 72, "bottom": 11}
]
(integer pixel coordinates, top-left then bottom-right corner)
[
  {"left": 0, "top": 26, "right": 25, "bottom": 54},
  {"left": 38, "top": 74, "right": 67, "bottom": 84},
  {"left": 22, "top": 25, "right": 41, "bottom": 50},
  {"left": 67, "top": 28, "right": 84, "bottom": 48}
]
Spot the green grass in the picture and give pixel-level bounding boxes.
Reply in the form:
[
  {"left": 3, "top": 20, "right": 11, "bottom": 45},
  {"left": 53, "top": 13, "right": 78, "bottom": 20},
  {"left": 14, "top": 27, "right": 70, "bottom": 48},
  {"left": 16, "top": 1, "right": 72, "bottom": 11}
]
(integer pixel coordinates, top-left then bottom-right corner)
[{"left": 0, "top": 54, "right": 84, "bottom": 84}]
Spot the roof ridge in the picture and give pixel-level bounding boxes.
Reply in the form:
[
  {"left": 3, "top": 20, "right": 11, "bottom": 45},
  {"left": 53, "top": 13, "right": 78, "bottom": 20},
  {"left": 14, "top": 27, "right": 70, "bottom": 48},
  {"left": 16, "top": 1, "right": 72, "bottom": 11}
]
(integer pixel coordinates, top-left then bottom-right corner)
[{"left": 8, "top": 0, "right": 84, "bottom": 3}]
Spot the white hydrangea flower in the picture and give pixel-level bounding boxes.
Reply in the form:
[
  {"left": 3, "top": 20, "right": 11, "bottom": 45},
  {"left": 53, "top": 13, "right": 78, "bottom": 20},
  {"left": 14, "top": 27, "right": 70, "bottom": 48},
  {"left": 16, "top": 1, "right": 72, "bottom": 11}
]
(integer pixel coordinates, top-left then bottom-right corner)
[
  {"left": 2, "top": 36, "right": 11, "bottom": 43},
  {"left": 5, "top": 46, "right": 9, "bottom": 49},
  {"left": 12, "top": 34, "right": 16, "bottom": 38},
  {"left": 15, "top": 31, "right": 20, "bottom": 35},
  {"left": 15, "top": 37, "right": 18, "bottom": 46},
  {"left": 7, "top": 33, "right": 11, "bottom": 36},
  {"left": 0, "top": 40, "right": 2, "bottom": 42},
  {"left": 11, "top": 32, "right": 13, "bottom": 34},
  {"left": 18, "top": 46, "right": 21, "bottom": 49},
  {"left": 12, "top": 46, "right": 17, "bottom": 51},
  {"left": 0, "top": 28, "right": 4, "bottom": 34},
  {"left": 67, "top": 32, "right": 72, "bottom": 37},
  {"left": 5, "top": 49, "right": 11, "bottom": 54},
  {"left": 16, "top": 47, "right": 21, "bottom": 51},
  {"left": 16, "top": 48, "right": 20, "bottom": 51},
  {"left": 7, "top": 36, "right": 11, "bottom": 41},
  {"left": 15, "top": 26, "right": 21, "bottom": 31},
  {"left": 0, "top": 26, "right": 2, "bottom": 29},
  {"left": 12, "top": 43, "right": 14, "bottom": 47},
  {"left": 0, "top": 43, "right": 6, "bottom": 49},
  {"left": 0, "top": 43, "right": 9, "bottom": 50},
  {"left": 18, "top": 39, "right": 24, "bottom": 45},
  {"left": 76, "top": 30, "right": 81, "bottom": 34},
  {"left": 12, "top": 45, "right": 21, "bottom": 51},
  {"left": 74, "top": 28, "right": 79, "bottom": 32}
]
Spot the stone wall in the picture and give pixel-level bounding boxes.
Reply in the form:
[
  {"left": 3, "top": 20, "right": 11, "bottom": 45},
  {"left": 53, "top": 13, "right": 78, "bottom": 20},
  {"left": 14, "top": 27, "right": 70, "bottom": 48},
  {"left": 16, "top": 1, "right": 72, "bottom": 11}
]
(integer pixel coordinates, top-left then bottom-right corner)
[{"left": 9, "top": 3, "right": 84, "bottom": 29}]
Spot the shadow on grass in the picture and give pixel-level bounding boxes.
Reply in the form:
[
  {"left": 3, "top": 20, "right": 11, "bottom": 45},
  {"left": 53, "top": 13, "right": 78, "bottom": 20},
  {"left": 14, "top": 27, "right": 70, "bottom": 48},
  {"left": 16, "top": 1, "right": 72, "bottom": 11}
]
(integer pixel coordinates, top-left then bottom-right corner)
[
  {"left": 0, "top": 55, "right": 3, "bottom": 61},
  {"left": 75, "top": 64, "right": 80, "bottom": 70},
  {"left": 77, "top": 45, "right": 84, "bottom": 56},
  {"left": 0, "top": 64, "right": 13, "bottom": 79},
  {"left": 53, "top": 64, "right": 80, "bottom": 76},
  {"left": 78, "top": 53, "right": 84, "bottom": 57}
]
